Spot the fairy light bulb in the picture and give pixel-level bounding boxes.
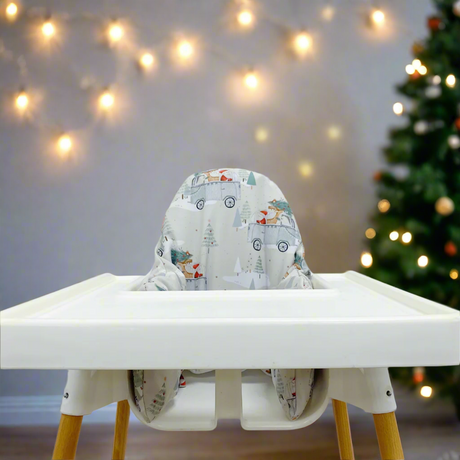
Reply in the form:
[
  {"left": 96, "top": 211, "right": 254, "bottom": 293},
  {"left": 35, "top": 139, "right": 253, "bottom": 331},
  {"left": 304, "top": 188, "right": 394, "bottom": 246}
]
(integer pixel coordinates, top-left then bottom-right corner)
[
  {"left": 378, "top": 199, "right": 390, "bottom": 213},
  {"left": 244, "top": 71, "right": 258, "bottom": 89},
  {"left": 237, "top": 10, "right": 253, "bottom": 27},
  {"left": 299, "top": 162, "right": 313, "bottom": 178},
  {"left": 393, "top": 102, "right": 404, "bottom": 115},
  {"left": 450, "top": 269, "right": 459, "bottom": 280},
  {"left": 446, "top": 74, "right": 456, "bottom": 88},
  {"left": 365, "top": 228, "right": 376, "bottom": 239},
  {"left": 420, "top": 386, "right": 433, "bottom": 398},
  {"left": 327, "top": 125, "right": 342, "bottom": 139},
  {"left": 255, "top": 126, "right": 269, "bottom": 143},
  {"left": 293, "top": 32, "right": 312, "bottom": 56},
  {"left": 418, "top": 255, "right": 429, "bottom": 268},
  {"left": 405, "top": 65, "right": 415, "bottom": 75},
  {"left": 108, "top": 23, "right": 123, "bottom": 42},
  {"left": 412, "top": 59, "right": 421, "bottom": 70},
  {"left": 361, "top": 252, "right": 373, "bottom": 268},
  {"left": 371, "top": 9, "right": 385, "bottom": 26},
  {"left": 389, "top": 231, "right": 399, "bottom": 241},
  {"left": 15, "top": 92, "right": 29, "bottom": 110},
  {"left": 322, "top": 6, "right": 335, "bottom": 21},
  {"left": 177, "top": 40, "right": 194, "bottom": 59},
  {"left": 418, "top": 65, "right": 427, "bottom": 75},
  {"left": 58, "top": 134, "right": 72, "bottom": 154},
  {"left": 99, "top": 91, "right": 114, "bottom": 109},
  {"left": 401, "top": 232, "right": 412, "bottom": 244},
  {"left": 6, "top": 2, "right": 18, "bottom": 18},
  {"left": 42, "top": 21, "right": 55, "bottom": 38},
  {"left": 139, "top": 52, "right": 154, "bottom": 69}
]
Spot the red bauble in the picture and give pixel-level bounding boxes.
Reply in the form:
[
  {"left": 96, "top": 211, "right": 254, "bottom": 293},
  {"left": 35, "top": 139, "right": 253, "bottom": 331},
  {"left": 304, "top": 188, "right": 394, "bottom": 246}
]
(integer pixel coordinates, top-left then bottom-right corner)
[
  {"left": 445, "top": 241, "right": 457, "bottom": 257},
  {"left": 410, "top": 70, "right": 421, "bottom": 81},
  {"left": 427, "top": 16, "right": 442, "bottom": 31},
  {"left": 455, "top": 118, "right": 460, "bottom": 131},
  {"left": 373, "top": 171, "right": 382, "bottom": 182},
  {"left": 413, "top": 367, "right": 425, "bottom": 384}
]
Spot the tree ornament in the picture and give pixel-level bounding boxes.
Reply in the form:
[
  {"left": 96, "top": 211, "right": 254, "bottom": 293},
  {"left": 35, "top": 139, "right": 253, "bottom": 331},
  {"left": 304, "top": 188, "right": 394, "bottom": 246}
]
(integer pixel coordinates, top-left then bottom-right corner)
[
  {"left": 427, "top": 16, "right": 443, "bottom": 31},
  {"left": 425, "top": 85, "right": 441, "bottom": 98},
  {"left": 448, "top": 134, "right": 460, "bottom": 149},
  {"left": 373, "top": 171, "right": 382, "bottom": 181},
  {"left": 409, "top": 70, "right": 421, "bottom": 81},
  {"left": 414, "top": 120, "right": 429, "bottom": 135},
  {"left": 454, "top": 1, "right": 460, "bottom": 17},
  {"left": 445, "top": 241, "right": 457, "bottom": 257},
  {"left": 435, "top": 196, "right": 455, "bottom": 216},
  {"left": 454, "top": 118, "right": 460, "bottom": 130},
  {"left": 413, "top": 367, "right": 425, "bottom": 384},
  {"left": 412, "top": 41, "right": 424, "bottom": 55},
  {"left": 430, "top": 75, "right": 441, "bottom": 85}
]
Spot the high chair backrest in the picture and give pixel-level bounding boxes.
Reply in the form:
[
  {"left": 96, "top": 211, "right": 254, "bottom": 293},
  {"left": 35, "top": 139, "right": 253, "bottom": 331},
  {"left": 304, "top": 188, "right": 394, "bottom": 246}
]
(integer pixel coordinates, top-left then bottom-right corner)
[{"left": 139, "top": 168, "right": 313, "bottom": 292}]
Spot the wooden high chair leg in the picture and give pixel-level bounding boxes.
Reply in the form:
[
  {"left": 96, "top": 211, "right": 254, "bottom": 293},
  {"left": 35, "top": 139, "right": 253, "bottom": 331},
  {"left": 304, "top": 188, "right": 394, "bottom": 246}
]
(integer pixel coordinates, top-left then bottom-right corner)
[
  {"left": 112, "top": 400, "right": 130, "bottom": 460},
  {"left": 332, "top": 399, "right": 355, "bottom": 460},
  {"left": 373, "top": 412, "right": 404, "bottom": 459},
  {"left": 52, "top": 414, "right": 83, "bottom": 460}
]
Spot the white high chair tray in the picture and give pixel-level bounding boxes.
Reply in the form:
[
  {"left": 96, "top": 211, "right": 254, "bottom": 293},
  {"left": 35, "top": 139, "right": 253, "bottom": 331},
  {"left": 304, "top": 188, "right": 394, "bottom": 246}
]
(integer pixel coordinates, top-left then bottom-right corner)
[{"left": 1, "top": 271, "right": 459, "bottom": 370}]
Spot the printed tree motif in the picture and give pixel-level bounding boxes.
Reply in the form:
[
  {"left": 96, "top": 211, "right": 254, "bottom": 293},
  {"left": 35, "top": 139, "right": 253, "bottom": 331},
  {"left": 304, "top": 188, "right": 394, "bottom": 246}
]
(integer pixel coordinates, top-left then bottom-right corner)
[
  {"left": 147, "top": 382, "right": 167, "bottom": 419},
  {"left": 202, "top": 222, "right": 218, "bottom": 253},
  {"left": 247, "top": 172, "right": 256, "bottom": 187},
  {"left": 233, "top": 208, "right": 242, "bottom": 231},
  {"left": 238, "top": 169, "right": 250, "bottom": 182},
  {"left": 254, "top": 256, "right": 264, "bottom": 278},
  {"left": 171, "top": 248, "right": 192, "bottom": 265},
  {"left": 240, "top": 201, "right": 251, "bottom": 223},
  {"left": 234, "top": 257, "right": 242, "bottom": 276},
  {"left": 162, "top": 216, "right": 173, "bottom": 235},
  {"left": 249, "top": 279, "right": 255, "bottom": 290}
]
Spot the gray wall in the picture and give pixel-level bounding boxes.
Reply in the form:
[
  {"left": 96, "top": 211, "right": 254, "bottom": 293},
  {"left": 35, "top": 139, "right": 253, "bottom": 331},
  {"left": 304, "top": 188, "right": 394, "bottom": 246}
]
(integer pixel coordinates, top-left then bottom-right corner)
[{"left": 1, "top": 0, "right": 432, "bottom": 396}]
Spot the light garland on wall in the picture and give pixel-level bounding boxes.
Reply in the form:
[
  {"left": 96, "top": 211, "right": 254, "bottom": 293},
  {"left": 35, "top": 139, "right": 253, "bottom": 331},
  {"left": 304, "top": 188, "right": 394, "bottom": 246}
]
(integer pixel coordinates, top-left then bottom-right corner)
[{"left": 2, "top": 0, "right": 399, "bottom": 160}]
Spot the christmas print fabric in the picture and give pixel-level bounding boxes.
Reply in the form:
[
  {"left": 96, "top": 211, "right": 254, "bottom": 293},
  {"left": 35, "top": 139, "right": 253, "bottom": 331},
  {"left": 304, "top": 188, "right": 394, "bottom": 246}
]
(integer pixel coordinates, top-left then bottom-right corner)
[{"left": 132, "top": 168, "right": 314, "bottom": 422}]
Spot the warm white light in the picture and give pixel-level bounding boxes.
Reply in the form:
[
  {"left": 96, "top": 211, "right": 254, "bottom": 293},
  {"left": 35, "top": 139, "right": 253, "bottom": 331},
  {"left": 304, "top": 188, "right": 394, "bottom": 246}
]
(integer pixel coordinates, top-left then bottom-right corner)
[
  {"left": 401, "top": 232, "right": 412, "bottom": 244},
  {"left": 393, "top": 102, "right": 404, "bottom": 115},
  {"left": 177, "top": 40, "right": 194, "bottom": 59},
  {"left": 378, "top": 199, "right": 390, "bottom": 213},
  {"left": 293, "top": 32, "right": 312, "bottom": 55},
  {"left": 327, "top": 125, "right": 342, "bottom": 139},
  {"left": 418, "top": 65, "right": 427, "bottom": 75},
  {"left": 99, "top": 91, "right": 114, "bottom": 109},
  {"left": 432, "top": 75, "right": 441, "bottom": 85},
  {"left": 389, "top": 231, "right": 399, "bottom": 241},
  {"left": 42, "top": 21, "right": 55, "bottom": 37},
  {"left": 58, "top": 135, "right": 72, "bottom": 154},
  {"left": 299, "top": 162, "right": 313, "bottom": 178},
  {"left": 322, "top": 6, "right": 335, "bottom": 21},
  {"left": 405, "top": 65, "right": 415, "bottom": 75},
  {"left": 420, "top": 385, "right": 432, "bottom": 398},
  {"left": 244, "top": 71, "right": 258, "bottom": 89},
  {"left": 6, "top": 2, "right": 18, "bottom": 18},
  {"left": 450, "top": 269, "right": 459, "bottom": 280},
  {"left": 446, "top": 74, "right": 456, "bottom": 88},
  {"left": 371, "top": 9, "right": 385, "bottom": 25},
  {"left": 418, "top": 255, "right": 429, "bottom": 268},
  {"left": 139, "top": 52, "right": 155, "bottom": 69},
  {"left": 15, "top": 92, "right": 28, "bottom": 110},
  {"left": 365, "top": 228, "right": 376, "bottom": 239},
  {"left": 412, "top": 59, "right": 421, "bottom": 70},
  {"left": 255, "top": 126, "right": 269, "bottom": 143},
  {"left": 108, "top": 23, "right": 124, "bottom": 42},
  {"left": 237, "top": 10, "right": 253, "bottom": 27},
  {"left": 361, "top": 252, "right": 373, "bottom": 268}
]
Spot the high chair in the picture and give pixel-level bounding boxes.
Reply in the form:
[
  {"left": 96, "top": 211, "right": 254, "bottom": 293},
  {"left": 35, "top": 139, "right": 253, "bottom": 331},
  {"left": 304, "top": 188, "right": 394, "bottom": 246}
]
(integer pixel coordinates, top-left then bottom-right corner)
[{"left": 1, "top": 271, "right": 459, "bottom": 459}]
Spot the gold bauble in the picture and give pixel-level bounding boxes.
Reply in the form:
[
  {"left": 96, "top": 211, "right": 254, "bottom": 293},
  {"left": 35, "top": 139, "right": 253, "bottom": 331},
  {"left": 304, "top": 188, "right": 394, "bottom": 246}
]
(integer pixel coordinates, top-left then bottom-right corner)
[{"left": 435, "top": 196, "right": 454, "bottom": 216}]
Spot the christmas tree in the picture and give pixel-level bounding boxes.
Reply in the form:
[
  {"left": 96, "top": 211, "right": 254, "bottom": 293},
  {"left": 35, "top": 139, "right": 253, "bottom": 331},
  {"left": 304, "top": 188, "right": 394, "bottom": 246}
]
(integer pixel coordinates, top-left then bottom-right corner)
[
  {"left": 363, "top": 0, "right": 460, "bottom": 418},
  {"left": 202, "top": 222, "right": 218, "bottom": 252},
  {"left": 233, "top": 208, "right": 242, "bottom": 230},
  {"left": 240, "top": 201, "right": 252, "bottom": 223},
  {"left": 247, "top": 172, "right": 257, "bottom": 186},
  {"left": 254, "top": 255, "right": 264, "bottom": 277}
]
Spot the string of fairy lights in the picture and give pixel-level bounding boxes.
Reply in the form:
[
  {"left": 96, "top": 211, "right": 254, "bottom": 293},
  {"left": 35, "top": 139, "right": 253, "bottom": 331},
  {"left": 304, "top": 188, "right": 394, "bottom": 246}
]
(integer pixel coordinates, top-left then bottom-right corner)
[{"left": 3, "top": 0, "right": 396, "bottom": 158}]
